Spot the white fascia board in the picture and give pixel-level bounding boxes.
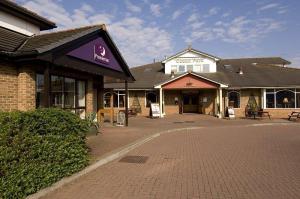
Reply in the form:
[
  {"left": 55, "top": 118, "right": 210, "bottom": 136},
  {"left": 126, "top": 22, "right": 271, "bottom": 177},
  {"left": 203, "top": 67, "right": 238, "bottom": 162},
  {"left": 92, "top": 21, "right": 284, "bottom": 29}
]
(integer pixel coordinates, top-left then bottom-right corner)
[
  {"left": 0, "top": 21, "right": 34, "bottom": 36},
  {"left": 154, "top": 72, "right": 228, "bottom": 88}
]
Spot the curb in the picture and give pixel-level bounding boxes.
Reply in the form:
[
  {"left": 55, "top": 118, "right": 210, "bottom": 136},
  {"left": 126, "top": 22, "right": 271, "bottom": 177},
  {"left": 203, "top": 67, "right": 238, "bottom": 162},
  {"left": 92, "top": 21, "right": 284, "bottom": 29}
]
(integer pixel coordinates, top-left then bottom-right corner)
[{"left": 27, "top": 126, "right": 205, "bottom": 199}]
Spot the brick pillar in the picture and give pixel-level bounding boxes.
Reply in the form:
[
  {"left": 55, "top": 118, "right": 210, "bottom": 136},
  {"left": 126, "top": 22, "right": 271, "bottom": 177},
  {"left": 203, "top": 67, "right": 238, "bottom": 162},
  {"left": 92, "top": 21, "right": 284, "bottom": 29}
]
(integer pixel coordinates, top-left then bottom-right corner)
[
  {"left": 86, "top": 79, "right": 94, "bottom": 116},
  {"left": 18, "top": 66, "right": 36, "bottom": 111}
]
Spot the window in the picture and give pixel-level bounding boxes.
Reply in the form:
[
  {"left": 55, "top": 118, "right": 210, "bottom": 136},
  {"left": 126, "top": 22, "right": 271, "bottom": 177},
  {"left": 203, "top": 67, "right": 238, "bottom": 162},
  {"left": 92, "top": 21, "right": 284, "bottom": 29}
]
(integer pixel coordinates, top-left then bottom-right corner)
[
  {"left": 276, "top": 90, "right": 295, "bottom": 108},
  {"left": 265, "top": 89, "right": 300, "bottom": 109},
  {"left": 36, "top": 74, "right": 44, "bottom": 108},
  {"left": 104, "top": 92, "right": 111, "bottom": 107},
  {"left": 64, "top": 78, "right": 75, "bottom": 109},
  {"left": 118, "top": 91, "right": 125, "bottom": 108},
  {"left": 104, "top": 91, "right": 126, "bottom": 108},
  {"left": 186, "top": 65, "right": 193, "bottom": 72},
  {"left": 202, "top": 64, "right": 210, "bottom": 73},
  {"left": 146, "top": 91, "right": 158, "bottom": 107},
  {"left": 194, "top": 65, "right": 201, "bottom": 72},
  {"left": 171, "top": 65, "right": 177, "bottom": 73},
  {"left": 228, "top": 90, "right": 240, "bottom": 108},
  {"left": 178, "top": 65, "right": 185, "bottom": 73},
  {"left": 76, "top": 80, "right": 86, "bottom": 118},
  {"left": 266, "top": 93, "right": 275, "bottom": 108},
  {"left": 48, "top": 75, "right": 86, "bottom": 117},
  {"left": 51, "top": 76, "right": 64, "bottom": 108}
]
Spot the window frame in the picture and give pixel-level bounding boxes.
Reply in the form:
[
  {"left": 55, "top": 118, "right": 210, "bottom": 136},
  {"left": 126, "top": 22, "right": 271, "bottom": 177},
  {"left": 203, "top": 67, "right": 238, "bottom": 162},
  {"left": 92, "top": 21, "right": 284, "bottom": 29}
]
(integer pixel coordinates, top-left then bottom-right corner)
[
  {"left": 264, "top": 88, "right": 300, "bottom": 109},
  {"left": 36, "top": 74, "right": 87, "bottom": 111},
  {"left": 227, "top": 90, "right": 241, "bottom": 108},
  {"left": 145, "top": 91, "right": 158, "bottom": 108}
]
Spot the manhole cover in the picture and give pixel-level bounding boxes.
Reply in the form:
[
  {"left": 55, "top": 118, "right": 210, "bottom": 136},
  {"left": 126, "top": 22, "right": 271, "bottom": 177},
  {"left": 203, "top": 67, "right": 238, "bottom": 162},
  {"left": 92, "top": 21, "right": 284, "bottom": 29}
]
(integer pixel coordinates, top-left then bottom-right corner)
[{"left": 119, "top": 155, "right": 148, "bottom": 164}]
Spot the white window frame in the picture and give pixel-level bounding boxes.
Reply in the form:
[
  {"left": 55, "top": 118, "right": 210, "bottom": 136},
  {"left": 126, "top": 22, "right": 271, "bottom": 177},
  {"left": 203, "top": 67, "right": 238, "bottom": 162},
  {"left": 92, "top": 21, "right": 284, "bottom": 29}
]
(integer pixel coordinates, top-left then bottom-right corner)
[{"left": 263, "top": 88, "right": 300, "bottom": 109}]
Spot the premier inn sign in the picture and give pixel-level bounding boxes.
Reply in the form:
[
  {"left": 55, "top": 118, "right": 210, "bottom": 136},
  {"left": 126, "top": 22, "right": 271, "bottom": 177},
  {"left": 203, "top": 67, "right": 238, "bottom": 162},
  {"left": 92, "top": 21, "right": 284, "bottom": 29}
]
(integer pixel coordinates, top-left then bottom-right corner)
[
  {"left": 68, "top": 37, "right": 122, "bottom": 72},
  {"left": 175, "top": 58, "right": 203, "bottom": 63}
]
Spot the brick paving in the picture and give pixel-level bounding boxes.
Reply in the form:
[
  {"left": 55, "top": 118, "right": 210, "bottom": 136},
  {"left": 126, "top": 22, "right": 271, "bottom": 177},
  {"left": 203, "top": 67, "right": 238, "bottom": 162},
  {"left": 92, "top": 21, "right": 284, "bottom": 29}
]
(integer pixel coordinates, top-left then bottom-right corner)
[
  {"left": 87, "top": 114, "right": 293, "bottom": 162},
  {"left": 44, "top": 123, "right": 300, "bottom": 199}
]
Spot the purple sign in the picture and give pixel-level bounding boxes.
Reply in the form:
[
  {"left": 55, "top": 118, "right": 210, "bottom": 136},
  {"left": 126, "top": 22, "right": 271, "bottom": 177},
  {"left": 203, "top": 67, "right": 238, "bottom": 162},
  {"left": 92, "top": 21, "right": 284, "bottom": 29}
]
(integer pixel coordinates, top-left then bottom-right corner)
[{"left": 68, "top": 37, "right": 122, "bottom": 71}]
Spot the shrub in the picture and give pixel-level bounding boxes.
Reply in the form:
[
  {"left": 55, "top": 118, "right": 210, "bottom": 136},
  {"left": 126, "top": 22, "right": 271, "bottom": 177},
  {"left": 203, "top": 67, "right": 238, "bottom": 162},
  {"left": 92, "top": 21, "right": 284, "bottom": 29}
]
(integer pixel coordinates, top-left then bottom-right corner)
[{"left": 0, "top": 108, "right": 89, "bottom": 199}]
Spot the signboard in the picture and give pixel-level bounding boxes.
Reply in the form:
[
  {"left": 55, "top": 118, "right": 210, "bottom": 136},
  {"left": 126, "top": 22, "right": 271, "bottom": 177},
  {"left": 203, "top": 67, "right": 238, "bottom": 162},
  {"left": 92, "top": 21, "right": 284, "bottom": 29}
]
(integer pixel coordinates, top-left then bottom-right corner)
[
  {"left": 150, "top": 103, "right": 160, "bottom": 118},
  {"left": 175, "top": 58, "right": 203, "bottom": 64},
  {"left": 228, "top": 107, "right": 235, "bottom": 119},
  {"left": 68, "top": 37, "right": 122, "bottom": 71}
]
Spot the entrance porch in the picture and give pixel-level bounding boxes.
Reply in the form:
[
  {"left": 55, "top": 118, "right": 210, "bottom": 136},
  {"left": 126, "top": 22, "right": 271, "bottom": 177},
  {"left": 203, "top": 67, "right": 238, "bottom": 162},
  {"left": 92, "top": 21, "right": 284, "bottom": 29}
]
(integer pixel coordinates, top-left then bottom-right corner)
[{"left": 155, "top": 73, "right": 227, "bottom": 118}]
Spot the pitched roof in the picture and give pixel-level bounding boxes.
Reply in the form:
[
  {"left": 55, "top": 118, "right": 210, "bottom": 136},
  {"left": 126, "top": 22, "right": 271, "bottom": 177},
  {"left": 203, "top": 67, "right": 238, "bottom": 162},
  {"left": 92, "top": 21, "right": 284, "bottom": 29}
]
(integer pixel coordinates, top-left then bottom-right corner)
[
  {"left": 0, "top": 0, "right": 56, "bottom": 30},
  {"left": 18, "top": 25, "right": 105, "bottom": 53},
  {"left": 0, "top": 25, "right": 105, "bottom": 55},
  {"left": 105, "top": 62, "right": 171, "bottom": 89},
  {"left": 220, "top": 57, "right": 291, "bottom": 66},
  {"left": 105, "top": 59, "right": 300, "bottom": 89},
  {"left": 162, "top": 47, "right": 220, "bottom": 63},
  {"left": 0, "top": 27, "right": 28, "bottom": 52}
]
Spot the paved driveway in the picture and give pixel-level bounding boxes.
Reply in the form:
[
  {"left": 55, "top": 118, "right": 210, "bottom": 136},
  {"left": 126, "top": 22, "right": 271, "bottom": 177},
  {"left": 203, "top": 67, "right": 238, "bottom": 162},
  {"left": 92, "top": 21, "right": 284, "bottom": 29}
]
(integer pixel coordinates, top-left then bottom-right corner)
[{"left": 43, "top": 124, "right": 300, "bottom": 199}]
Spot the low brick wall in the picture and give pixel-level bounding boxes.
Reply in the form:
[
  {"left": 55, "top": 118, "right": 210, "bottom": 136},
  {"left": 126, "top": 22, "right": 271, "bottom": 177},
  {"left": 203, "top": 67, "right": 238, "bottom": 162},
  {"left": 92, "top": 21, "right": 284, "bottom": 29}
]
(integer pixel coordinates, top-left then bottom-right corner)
[{"left": 264, "top": 109, "right": 300, "bottom": 119}]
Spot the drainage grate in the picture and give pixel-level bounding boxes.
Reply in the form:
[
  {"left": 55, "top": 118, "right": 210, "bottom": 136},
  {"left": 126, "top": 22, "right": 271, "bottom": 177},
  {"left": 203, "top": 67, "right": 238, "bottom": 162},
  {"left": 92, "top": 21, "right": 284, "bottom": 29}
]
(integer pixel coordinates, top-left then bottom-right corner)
[
  {"left": 173, "top": 121, "right": 184, "bottom": 124},
  {"left": 184, "top": 121, "right": 195, "bottom": 123},
  {"left": 119, "top": 155, "right": 149, "bottom": 164}
]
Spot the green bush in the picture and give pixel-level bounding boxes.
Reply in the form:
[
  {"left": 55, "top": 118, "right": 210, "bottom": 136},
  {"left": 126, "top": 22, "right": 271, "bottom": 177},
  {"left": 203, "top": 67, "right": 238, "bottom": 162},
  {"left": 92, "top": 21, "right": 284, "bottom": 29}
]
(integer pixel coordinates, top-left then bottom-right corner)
[{"left": 0, "top": 108, "right": 89, "bottom": 199}]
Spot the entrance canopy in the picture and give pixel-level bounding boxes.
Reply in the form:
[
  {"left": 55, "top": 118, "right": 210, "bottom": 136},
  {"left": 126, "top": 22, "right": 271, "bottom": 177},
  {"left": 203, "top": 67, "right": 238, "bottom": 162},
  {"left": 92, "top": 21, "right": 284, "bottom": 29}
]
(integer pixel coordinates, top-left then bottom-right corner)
[
  {"left": 154, "top": 72, "right": 228, "bottom": 89},
  {"left": 3, "top": 24, "right": 134, "bottom": 82}
]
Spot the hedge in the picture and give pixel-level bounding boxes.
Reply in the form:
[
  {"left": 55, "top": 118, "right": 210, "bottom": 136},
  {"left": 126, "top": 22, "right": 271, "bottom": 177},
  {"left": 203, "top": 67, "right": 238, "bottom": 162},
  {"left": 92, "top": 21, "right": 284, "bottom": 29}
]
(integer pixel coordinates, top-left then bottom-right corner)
[{"left": 0, "top": 108, "right": 89, "bottom": 199}]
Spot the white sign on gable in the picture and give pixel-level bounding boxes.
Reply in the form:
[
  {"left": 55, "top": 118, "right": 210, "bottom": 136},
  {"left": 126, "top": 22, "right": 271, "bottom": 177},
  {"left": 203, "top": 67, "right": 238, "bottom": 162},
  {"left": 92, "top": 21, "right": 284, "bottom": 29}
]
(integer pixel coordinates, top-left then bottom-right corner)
[
  {"left": 175, "top": 58, "right": 203, "bottom": 64},
  {"left": 164, "top": 50, "right": 218, "bottom": 74}
]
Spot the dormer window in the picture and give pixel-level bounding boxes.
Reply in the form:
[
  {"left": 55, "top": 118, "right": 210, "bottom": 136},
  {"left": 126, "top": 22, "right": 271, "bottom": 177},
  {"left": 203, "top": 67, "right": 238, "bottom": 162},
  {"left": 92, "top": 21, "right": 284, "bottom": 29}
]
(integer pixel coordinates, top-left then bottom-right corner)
[
  {"left": 178, "top": 65, "right": 185, "bottom": 73},
  {"left": 202, "top": 64, "right": 210, "bottom": 73},
  {"left": 187, "top": 65, "right": 193, "bottom": 72}
]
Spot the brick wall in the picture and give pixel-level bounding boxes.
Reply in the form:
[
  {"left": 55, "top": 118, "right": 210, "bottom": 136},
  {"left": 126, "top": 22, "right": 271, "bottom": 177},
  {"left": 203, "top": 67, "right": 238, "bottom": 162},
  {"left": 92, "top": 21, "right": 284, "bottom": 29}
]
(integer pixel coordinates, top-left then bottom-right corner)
[
  {"left": 164, "top": 90, "right": 181, "bottom": 115},
  {"left": 86, "top": 79, "right": 94, "bottom": 115},
  {"left": 0, "top": 62, "right": 18, "bottom": 111},
  {"left": 264, "top": 109, "right": 299, "bottom": 119},
  {"left": 200, "top": 89, "right": 216, "bottom": 115},
  {"left": 226, "top": 89, "right": 262, "bottom": 118},
  {"left": 17, "top": 66, "right": 36, "bottom": 111}
]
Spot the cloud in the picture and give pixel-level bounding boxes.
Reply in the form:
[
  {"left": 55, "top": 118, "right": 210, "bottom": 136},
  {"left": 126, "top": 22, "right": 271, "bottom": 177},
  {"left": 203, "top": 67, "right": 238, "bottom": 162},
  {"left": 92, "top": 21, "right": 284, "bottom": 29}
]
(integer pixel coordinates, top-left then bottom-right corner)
[
  {"left": 289, "top": 56, "right": 300, "bottom": 68},
  {"left": 222, "top": 12, "right": 231, "bottom": 18},
  {"left": 150, "top": 4, "right": 161, "bottom": 17},
  {"left": 125, "top": 0, "right": 142, "bottom": 13},
  {"left": 109, "top": 17, "right": 172, "bottom": 66},
  {"left": 207, "top": 7, "right": 220, "bottom": 16},
  {"left": 187, "top": 13, "right": 199, "bottom": 23},
  {"left": 258, "top": 3, "right": 279, "bottom": 11},
  {"left": 185, "top": 15, "right": 283, "bottom": 44},
  {"left": 172, "top": 9, "right": 183, "bottom": 20},
  {"left": 21, "top": 0, "right": 172, "bottom": 66}
]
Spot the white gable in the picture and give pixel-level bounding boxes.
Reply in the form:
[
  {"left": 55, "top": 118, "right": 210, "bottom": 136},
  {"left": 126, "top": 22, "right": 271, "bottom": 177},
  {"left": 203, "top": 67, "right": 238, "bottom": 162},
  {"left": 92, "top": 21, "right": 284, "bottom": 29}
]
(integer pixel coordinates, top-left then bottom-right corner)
[{"left": 163, "top": 50, "right": 218, "bottom": 74}]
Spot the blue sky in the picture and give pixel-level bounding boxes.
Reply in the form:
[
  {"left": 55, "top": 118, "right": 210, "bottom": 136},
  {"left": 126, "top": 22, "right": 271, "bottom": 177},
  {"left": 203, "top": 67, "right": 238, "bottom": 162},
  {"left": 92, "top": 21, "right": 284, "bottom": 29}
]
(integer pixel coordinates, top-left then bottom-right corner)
[{"left": 17, "top": 0, "right": 300, "bottom": 67}]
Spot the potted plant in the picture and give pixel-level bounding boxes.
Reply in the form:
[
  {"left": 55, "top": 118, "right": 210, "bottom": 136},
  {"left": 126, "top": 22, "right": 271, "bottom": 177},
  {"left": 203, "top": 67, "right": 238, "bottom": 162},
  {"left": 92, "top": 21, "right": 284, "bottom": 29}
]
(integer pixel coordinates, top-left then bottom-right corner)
[{"left": 85, "top": 112, "right": 100, "bottom": 135}]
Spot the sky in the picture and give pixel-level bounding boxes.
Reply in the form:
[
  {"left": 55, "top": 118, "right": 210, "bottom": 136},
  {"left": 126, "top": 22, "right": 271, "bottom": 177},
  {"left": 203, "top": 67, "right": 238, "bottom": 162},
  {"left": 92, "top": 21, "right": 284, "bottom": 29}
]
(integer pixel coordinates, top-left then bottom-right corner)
[{"left": 16, "top": 0, "right": 300, "bottom": 68}]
